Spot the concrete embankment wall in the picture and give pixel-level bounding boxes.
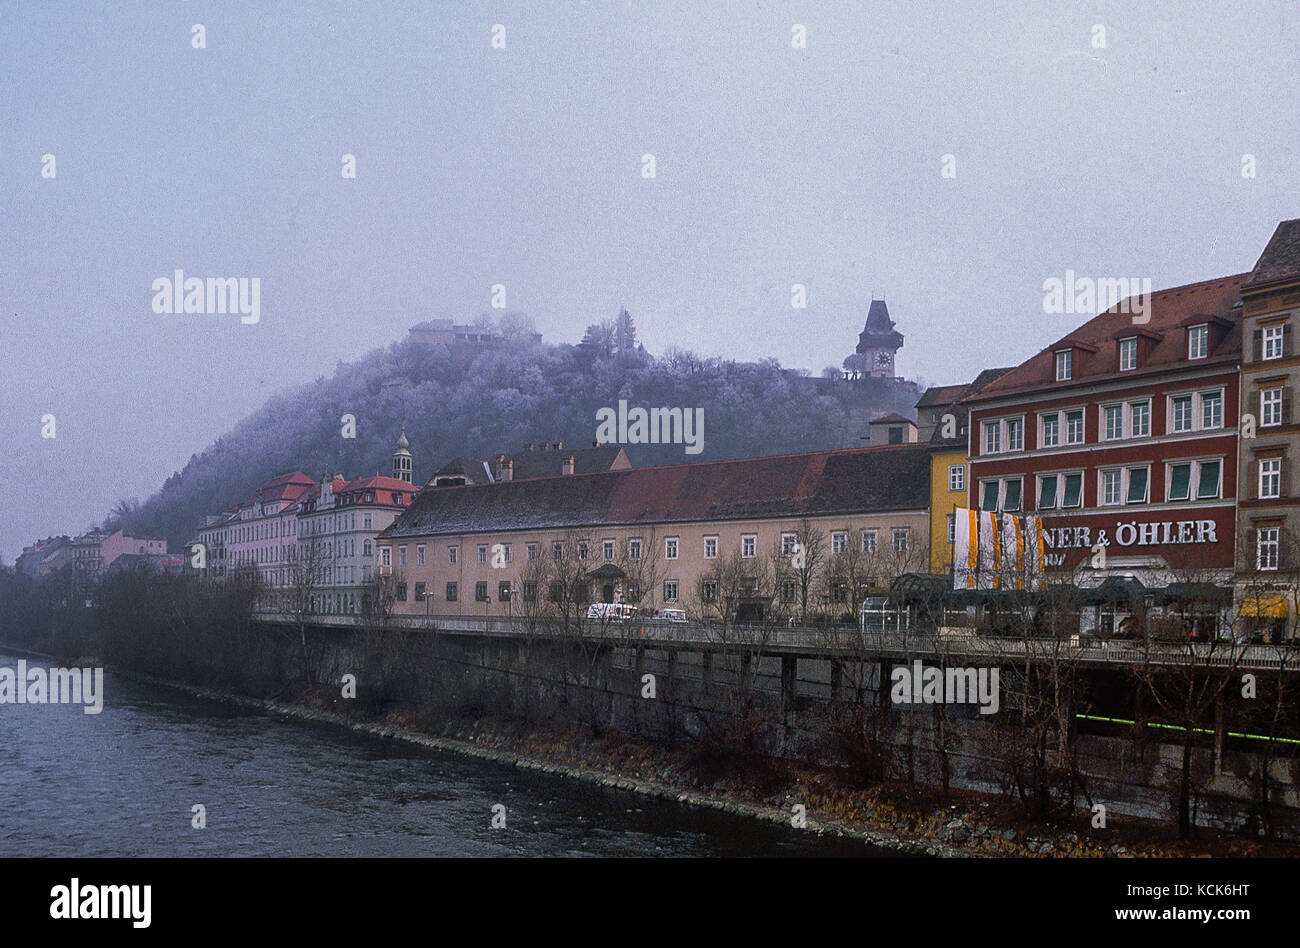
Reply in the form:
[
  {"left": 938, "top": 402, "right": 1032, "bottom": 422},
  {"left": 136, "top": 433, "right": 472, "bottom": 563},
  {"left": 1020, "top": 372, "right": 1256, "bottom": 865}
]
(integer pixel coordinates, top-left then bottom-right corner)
[{"left": 283, "top": 624, "right": 1300, "bottom": 840}]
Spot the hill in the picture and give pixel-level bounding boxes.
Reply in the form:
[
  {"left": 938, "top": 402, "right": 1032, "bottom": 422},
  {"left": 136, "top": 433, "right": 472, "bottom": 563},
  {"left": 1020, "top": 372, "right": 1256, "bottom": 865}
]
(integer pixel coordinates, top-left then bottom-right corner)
[{"left": 120, "top": 317, "right": 923, "bottom": 550}]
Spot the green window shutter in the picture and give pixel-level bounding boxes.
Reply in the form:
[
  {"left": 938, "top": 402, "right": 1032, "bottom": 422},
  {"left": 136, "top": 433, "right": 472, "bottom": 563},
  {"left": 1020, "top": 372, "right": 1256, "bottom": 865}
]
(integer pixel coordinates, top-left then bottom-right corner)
[
  {"left": 1127, "top": 467, "right": 1148, "bottom": 503},
  {"left": 1197, "top": 460, "right": 1221, "bottom": 498},
  {"left": 1169, "top": 463, "right": 1191, "bottom": 501},
  {"left": 1004, "top": 479, "right": 1022, "bottom": 511},
  {"left": 1039, "top": 476, "right": 1058, "bottom": 509},
  {"left": 1063, "top": 473, "right": 1082, "bottom": 507},
  {"left": 982, "top": 481, "right": 999, "bottom": 510}
]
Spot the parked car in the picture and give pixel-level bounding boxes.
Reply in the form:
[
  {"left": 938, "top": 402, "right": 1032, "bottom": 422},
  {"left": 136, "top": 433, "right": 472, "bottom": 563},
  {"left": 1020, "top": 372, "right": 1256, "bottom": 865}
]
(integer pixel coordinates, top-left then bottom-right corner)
[{"left": 585, "top": 602, "right": 637, "bottom": 621}]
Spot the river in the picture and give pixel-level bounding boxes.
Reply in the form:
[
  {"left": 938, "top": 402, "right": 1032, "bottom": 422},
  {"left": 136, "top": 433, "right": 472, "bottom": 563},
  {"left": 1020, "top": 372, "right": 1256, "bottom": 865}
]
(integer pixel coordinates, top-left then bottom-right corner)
[{"left": 0, "top": 652, "right": 891, "bottom": 857}]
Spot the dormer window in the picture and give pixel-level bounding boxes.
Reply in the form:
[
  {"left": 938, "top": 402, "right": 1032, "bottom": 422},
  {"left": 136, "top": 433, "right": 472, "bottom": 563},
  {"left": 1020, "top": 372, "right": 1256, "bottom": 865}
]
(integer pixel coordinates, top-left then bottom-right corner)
[
  {"left": 1119, "top": 337, "right": 1137, "bottom": 371},
  {"left": 1055, "top": 349, "right": 1073, "bottom": 381},
  {"left": 1188, "top": 324, "right": 1209, "bottom": 360}
]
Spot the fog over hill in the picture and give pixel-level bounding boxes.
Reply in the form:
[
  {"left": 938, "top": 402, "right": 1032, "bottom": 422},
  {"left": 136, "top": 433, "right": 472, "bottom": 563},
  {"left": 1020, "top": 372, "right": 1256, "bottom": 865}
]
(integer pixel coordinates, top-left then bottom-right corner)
[{"left": 115, "top": 314, "right": 921, "bottom": 551}]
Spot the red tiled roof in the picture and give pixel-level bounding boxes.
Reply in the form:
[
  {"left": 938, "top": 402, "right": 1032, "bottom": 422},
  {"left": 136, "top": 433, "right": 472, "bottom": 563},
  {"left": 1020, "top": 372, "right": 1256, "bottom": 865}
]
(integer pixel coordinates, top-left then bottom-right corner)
[
  {"left": 1246, "top": 218, "right": 1300, "bottom": 291},
  {"left": 969, "top": 275, "right": 1247, "bottom": 401},
  {"left": 383, "top": 445, "right": 934, "bottom": 539}
]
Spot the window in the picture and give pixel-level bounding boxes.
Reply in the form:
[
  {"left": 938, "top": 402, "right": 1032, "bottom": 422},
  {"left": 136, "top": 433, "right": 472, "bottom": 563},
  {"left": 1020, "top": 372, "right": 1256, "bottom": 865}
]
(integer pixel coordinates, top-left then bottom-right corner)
[
  {"left": 446, "top": 582, "right": 458, "bottom": 601},
  {"left": 526, "top": 542, "right": 537, "bottom": 562},
  {"left": 1258, "top": 528, "right": 1280, "bottom": 571},
  {"left": 861, "top": 530, "right": 877, "bottom": 554},
  {"left": 702, "top": 580, "right": 718, "bottom": 603},
  {"left": 602, "top": 539, "right": 615, "bottom": 561},
  {"left": 1119, "top": 337, "right": 1137, "bottom": 371},
  {"left": 498, "top": 582, "right": 511, "bottom": 602},
  {"left": 1262, "top": 388, "right": 1283, "bottom": 427},
  {"left": 1006, "top": 418, "right": 1023, "bottom": 451},
  {"left": 399, "top": 546, "right": 407, "bottom": 567},
  {"left": 1104, "top": 405, "right": 1123, "bottom": 441},
  {"left": 1197, "top": 459, "right": 1222, "bottom": 498},
  {"left": 1166, "top": 459, "right": 1222, "bottom": 501},
  {"left": 478, "top": 545, "right": 488, "bottom": 564},
  {"left": 781, "top": 533, "right": 797, "bottom": 555},
  {"left": 663, "top": 580, "right": 679, "bottom": 602},
  {"left": 500, "top": 543, "right": 512, "bottom": 563},
  {"left": 981, "top": 416, "right": 1024, "bottom": 455},
  {"left": 830, "top": 580, "right": 848, "bottom": 604},
  {"left": 947, "top": 514, "right": 956, "bottom": 544},
  {"left": 1188, "top": 324, "right": 1208, "bottom": 359},
  {"left": 704, "top": 536, "right": 717, "bottom": 559},
  {"left": 381, "top": 547, "right": 391, "bottom": 567},
  {"left": 741, "top": 535, "right": 756, "bottom": 558},
  {"left": 1055, "top": 350, "right": 1073, "bottom": 381},
  {"left": 1037, "top": 472, "right": 1083, "bottom": 510},
  {"left": 448, "top": 546, "right": 457, "bottom": 564},
  {"left": 1260, "top": 458, "right": 1282, "bottom": 499},
  {"left": 984, "top": 421, "right": 1001, "bottom": 454},
  {"left": 1202, "top": 391, "right": 1223, "bottom": 429},
  {"left": 832, "top": 531, "right": 847, "bottom": 554},
  {"left": 548, "top": 581, "right": 564, "bottom": 602},
  {"left": 523, "top": 581, "right": 537, "bottom": 602},
  {"left": 414, "top": 582, "right": 426, "bottom": 601},
  {"left": 1040, "top": 413, "right": 1059, "bottom": 448},
  {"left": 577, "top": 542, "right": 589, "bottom": 560},
  {"left": 892, "top": 528, "right": 910, "bottom": 553},
  {"left": 665, "top": 538, "right": 678, "bottom": 559},
  {"left": 1102, "top": 470, "right": 1122, "bottom": 506},
  {"left": 363, "top": 540, "right": 372, "bottom": 556},
  {"left": 1131, "top": 401, "right": 1150, "bottom": 437},
  {"left": 780, "top": 579, "right": 797, "bottom": 603},
  {"left": 363, "top": 513, "right": 372, "bottom": 529},
  {"left": 1170, "top": 389, "right": 1224, "bottom": 433},
  {"left": 396, "top": 583, "right": 407, "bottom": 602},
  {"left": 1264, "top": 324, "right": 1285, "bottom": 360},
  {"left": 475, "top": 581, "right": 488, "bottom": 602},
  {"left": 980, "top": 477, "right": 1022, "bottom": 511},
  {"left": 1066, "top": 410, "right": 1084, "bottom": 444},
  {"left": 948, "top": 465, "right": 965, "bottom": 491},
  {"left": 552, "top": 541, "right": 563, "bottom": 562},
  {"left": 416, "top": 545, "right": 425, "bottom": 565}
]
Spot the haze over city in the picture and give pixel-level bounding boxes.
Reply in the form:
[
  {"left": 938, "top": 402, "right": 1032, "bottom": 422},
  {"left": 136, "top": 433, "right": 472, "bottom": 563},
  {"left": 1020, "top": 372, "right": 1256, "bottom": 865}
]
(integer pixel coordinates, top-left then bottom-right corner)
[{"left": 3, "top": 0, "right": 1296, "bottom": 560}]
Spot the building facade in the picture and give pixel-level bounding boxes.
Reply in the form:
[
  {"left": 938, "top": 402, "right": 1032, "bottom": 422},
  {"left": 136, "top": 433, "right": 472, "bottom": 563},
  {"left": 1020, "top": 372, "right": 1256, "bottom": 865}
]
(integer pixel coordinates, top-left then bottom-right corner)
[
  {"left": 1236, "top": 218, "right": 1300, "bottom": 635},
  {"left": 379, "top": 445, "right": 934, "bottom": 621},
  {"left": 964, "top": 274, "right": 1245, "bottom": 630}
]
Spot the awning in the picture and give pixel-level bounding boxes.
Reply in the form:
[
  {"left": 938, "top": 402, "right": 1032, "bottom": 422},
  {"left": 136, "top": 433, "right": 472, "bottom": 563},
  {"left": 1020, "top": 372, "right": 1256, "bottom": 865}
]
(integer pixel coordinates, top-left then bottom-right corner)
[
  {"left": 1160, "top": 583, "right": 1233, "bottom": 606},
  {"left": 1240, "top": 594, "right": 1289, "bottom": 619},
  {"left": 1080, "top": 576, "right": 1148, "bottom": 605}
]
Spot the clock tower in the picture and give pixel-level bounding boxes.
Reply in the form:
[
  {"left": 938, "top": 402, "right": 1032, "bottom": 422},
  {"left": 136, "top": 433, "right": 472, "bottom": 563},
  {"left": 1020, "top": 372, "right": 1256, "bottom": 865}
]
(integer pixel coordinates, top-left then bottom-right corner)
[{"left": 843, "top": 299, "right": 904, "bottom": 379}]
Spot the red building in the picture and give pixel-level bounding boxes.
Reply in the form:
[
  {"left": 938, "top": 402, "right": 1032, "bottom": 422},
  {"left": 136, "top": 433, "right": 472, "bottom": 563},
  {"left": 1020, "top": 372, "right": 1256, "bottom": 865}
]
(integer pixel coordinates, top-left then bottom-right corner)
[{"left": 962, "top": 274, "right": 1245, "bottom": 612}]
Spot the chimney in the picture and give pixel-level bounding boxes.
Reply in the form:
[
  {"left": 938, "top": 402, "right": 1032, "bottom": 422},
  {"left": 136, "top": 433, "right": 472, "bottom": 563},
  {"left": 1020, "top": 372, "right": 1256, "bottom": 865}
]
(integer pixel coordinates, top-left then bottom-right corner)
[
  {"left": 495, "top": 456, "right": 513, "bottom": 481},
  {"left": 562, "top": 455, "right": 575, "bottom": 476},
  {"left": 552, "top": 441, "right": 563, "bottom": 451}
]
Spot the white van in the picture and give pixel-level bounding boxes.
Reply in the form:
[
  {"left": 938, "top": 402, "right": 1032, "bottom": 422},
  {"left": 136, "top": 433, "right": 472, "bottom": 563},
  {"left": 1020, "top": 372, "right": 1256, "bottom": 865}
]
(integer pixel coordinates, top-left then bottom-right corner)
[
  {"left": 656, "top": 608, "right": 689, "bottom": 623},
  {"left": 586, "top": 602, "right": 637, "bottom": 621}
]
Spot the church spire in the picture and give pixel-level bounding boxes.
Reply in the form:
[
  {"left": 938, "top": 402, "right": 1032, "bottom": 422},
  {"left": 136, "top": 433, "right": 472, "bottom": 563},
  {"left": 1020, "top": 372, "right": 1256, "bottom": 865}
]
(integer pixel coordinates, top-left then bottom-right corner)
[{"left": 392, "top": 430, "right": 413, "bottom": 483}]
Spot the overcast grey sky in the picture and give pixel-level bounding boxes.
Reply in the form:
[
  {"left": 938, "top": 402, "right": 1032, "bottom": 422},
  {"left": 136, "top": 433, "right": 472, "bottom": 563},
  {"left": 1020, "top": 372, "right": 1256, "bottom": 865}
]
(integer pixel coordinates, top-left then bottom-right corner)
[{"left": 2, "top": 1, "right": 1297, "bottom": 560}]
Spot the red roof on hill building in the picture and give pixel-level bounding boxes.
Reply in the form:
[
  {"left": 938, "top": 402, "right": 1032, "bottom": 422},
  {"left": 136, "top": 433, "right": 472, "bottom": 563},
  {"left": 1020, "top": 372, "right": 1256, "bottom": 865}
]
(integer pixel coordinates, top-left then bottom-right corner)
[{"left": 969, "top": 274, "right": 1247, "bottom": 401}]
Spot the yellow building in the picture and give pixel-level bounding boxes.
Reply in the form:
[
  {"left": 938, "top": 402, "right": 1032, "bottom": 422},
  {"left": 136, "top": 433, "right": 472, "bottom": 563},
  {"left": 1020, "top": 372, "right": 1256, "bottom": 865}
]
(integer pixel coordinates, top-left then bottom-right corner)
[{"left": 928, "top": 442, "right": 969, "bottom": 575}]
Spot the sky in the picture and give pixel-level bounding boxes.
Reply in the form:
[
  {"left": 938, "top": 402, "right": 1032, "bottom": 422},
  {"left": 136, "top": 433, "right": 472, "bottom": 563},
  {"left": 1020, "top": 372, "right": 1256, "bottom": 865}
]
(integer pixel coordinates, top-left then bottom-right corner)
[{"left": 2, "top": 0, "right": 1297, "bottom": 561}]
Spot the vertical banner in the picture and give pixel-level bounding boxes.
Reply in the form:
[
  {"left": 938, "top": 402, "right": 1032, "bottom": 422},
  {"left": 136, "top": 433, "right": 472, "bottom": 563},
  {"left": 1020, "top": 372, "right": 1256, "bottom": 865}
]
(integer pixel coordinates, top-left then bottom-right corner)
[
  {"left": 953, "top": 507, "right": 1048, "bottom": 591},
  {"left": 952, "top": 506, "right": 978, "bottom": 589}
]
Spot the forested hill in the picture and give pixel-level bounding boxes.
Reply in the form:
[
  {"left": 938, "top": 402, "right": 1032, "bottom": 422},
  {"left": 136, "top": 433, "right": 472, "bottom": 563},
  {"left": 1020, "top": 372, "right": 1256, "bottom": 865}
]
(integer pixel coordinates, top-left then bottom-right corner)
[{"left": 121, "top": 317, "right": 922, "bottom": 551}]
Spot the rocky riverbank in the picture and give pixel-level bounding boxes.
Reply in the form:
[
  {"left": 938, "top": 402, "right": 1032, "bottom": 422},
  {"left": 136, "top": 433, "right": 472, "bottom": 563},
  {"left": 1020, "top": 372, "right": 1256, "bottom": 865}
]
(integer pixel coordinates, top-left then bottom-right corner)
[{"left": 112, "top": 668, "right": 1289, "bottom": 858}]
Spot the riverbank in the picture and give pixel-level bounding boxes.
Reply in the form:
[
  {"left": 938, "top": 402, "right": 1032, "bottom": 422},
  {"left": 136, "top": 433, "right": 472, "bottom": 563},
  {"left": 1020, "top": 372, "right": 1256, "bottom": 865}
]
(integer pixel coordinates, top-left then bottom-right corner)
[{"left": 4, "top": 644, "right": 1285, "bottom": 856}]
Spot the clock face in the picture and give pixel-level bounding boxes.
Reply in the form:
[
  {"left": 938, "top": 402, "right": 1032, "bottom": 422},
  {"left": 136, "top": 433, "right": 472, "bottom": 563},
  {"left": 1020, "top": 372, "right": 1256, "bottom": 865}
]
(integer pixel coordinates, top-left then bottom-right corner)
[{"left": 874, "top": 352, "right": 892, "bottom": 366}]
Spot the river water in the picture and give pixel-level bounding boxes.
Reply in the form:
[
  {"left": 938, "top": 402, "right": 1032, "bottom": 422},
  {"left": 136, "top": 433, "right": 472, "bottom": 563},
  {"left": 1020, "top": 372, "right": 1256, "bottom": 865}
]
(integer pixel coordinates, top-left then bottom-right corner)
[{"left": 0, "top": 652, "right": 888, "bottom": 857}]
